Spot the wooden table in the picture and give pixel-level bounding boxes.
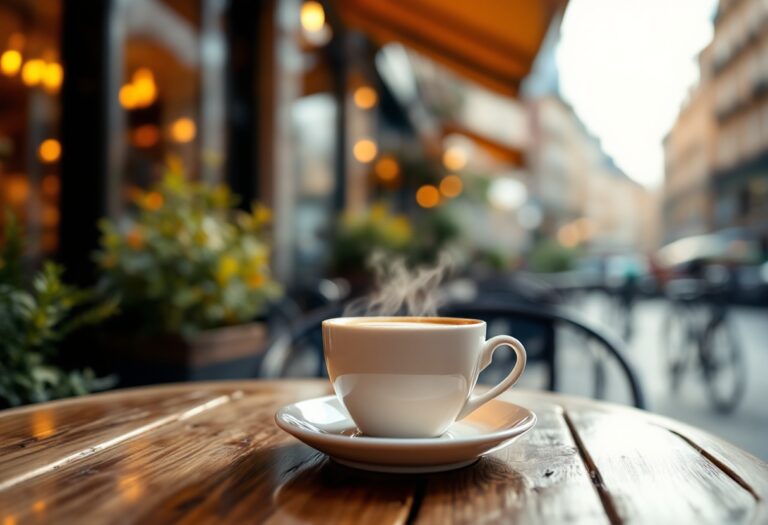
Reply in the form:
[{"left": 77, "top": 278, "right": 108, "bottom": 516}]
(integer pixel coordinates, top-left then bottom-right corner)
[{"left": 1, "top": 380, "right": 766, "bottom": 524}]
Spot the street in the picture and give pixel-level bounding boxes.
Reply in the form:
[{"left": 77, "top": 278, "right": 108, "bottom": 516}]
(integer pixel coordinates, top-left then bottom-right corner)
[{"left": 554, "top": 295, "right": 768, "bottom": 460}]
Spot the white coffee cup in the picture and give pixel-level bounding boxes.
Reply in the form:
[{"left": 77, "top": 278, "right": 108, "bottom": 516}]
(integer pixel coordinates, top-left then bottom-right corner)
[{"left": 322, "top": 316, "right": 526, "bottom": 438}]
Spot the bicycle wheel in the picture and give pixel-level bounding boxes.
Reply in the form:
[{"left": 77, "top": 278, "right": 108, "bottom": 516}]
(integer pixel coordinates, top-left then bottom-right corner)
[
  {"left": 662, "top": 306, "right": 690, "bottom": 392},
  {"left": 700, "top": 313, "right": 746, "bottom": 414}
]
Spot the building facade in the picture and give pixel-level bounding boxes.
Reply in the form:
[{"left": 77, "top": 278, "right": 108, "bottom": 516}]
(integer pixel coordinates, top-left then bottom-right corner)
[
  {"left": 665, "top": 0, "right": 768, "bottom": 252},
  {"left": 663, "top": 45, "right": 717, "bottom": 244}
]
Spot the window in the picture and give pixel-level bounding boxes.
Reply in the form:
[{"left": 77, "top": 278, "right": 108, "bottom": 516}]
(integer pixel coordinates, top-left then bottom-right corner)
[
  {"left": 0, "top": 1, "right": 62, "bottom": 257},
  {"left": 108, "top": 0, "right": 228, "bottom": 215}
]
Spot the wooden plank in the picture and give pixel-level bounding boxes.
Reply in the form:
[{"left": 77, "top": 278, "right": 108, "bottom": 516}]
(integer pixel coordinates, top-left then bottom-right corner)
[
  {"left": 0, "top": 382, "right": 415, "bottom": 525},
  {"left": 564, "top": 407, "right": 758, "bottom": 524},
  {"left": 414, "top": 400, "right": 610, "bottom": 525},
  {"left": 0, "top": 388, "right": 234, "bottom": 490}
]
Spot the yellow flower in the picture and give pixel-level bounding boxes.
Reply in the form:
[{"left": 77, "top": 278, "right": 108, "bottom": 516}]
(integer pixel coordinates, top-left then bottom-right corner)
[
  {"left": 126, "top": 228, "right": 144, "bottom": 250},
  {"left": 246, "top": 273, "right": 266, "bottom": 289},
  {"left": 216, "top": 256, "right": 239, "bottom": 285},
  {"left": 142, "top": 191, "right": 164, "bottom": 211},
  {"left": 211, "top": 185, "right": 230, "bottom": 208},
  {"left": 194, "top": 230, "right": 208, "bottom": 247},
  {"left": 390, "top": 216, "right": 413, "bottom": 243},
  {"left": 370, "top": 203, "right": 387, "bottom": 222},
  {"left": 253, "top": 204, "right": 272, "bottom": 226}
]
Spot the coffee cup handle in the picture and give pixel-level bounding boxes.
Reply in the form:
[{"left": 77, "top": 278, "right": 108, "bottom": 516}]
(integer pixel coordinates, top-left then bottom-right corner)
[{"left": 457, "top": 335, "right": 527, "bottom": 420}]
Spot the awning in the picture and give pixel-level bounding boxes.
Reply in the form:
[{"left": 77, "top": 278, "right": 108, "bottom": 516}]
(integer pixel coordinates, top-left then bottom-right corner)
[{"left": 336, "top": 0, "right": 567, "bottom": 96}]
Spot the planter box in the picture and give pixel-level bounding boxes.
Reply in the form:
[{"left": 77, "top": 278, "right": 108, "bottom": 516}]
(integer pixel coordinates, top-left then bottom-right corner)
[{"left": 97, "top": 322, "right": 269, "bottom": 386}]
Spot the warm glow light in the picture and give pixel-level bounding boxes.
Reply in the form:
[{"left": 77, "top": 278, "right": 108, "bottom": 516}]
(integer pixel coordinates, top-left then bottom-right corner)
[
  {"left": 416, "top": 184, "right": 440, "bottom": 208},
  {"left": 42, "top": 206, "right": 60, "bottom": 227},
  {"left": 353, "top": 139, "right": 377, "bottom": 163},
  {"left": 32, "top": 411, "right": 55, "bottom": 439},
  {"left": 1, "top": 50, "right": 22, "bottom": 76},
  {"left": 33, "top": 500, "right": 46, "bottom": 513},
  {"left": 442, "top": 147, "right": 467, "bottom": 171},
  {"left": 119, "top": 475, "right": 143, "bottom": 502},
  {"left": 4, "top": 515, "right": 16, "bottom": 525},
  {"left": 21, "top": 59, "right": 45, "bottom": 86},
  {"left": 5, "top": 178, "right": 29, "bottom": 204},
  {"left": 9, "top": 33, "right": 25, "bottom": 50},
  {"left": 42, "top": 62, "right": 63, "bottom": 93},
  {"left": 354, "top": 86, "right": 378, "bottom": 109},
  {"left": 558, "top": 224, "right": 580, "bottom": 248},
  {"left": 144, "top": 191, "right": 164, "bottom": 211},
  {"left": 42, "top": 175, "right": 60, "bottom": 195},
  {"left": 132, "top": 124, "right": 160, "bottom": 148},
  {"left": 300, "top": 1, "right": 326, "bottom": 32},
  {"left": 374, "top": 155, "right": 399, "bottom": 181},
  {"left": 439, "top": 175, "right": 463, "bottom": 198},
  {"left": 170, "top": 117, "right": 196, "bottom": 143},
  {"left": 132, "top": 68, "right": 157, "bottom": 107},
  {"left": 38, "top": 139, "right": 61, "bottom": 163},
  {"left": 119, "top": 84, "right": 138, "bottom": 109}
]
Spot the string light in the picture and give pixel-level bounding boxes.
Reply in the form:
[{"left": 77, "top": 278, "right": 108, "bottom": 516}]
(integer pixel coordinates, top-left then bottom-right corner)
[
  {"left": 439, "top": 175, "right": 463, "bottom": 198},
  {"left": 353, "top": 139, "right": 377, "bottom": 163},
  {"left": 170, "top": 118, "right": 196, "bottom": 143},
  {"left": 300, "top": 1, "right": 325, "bottom": 32},
  {"left": 1, "top": 50, "right": 22, "bottom": 76},
  {"left": 38, "top": 139, "right": 61, "bottom": 163},
  {"left": 354, "top": 86, "right": 378, "bottom": 109},
  {"left": 416, "top": 185, "right": 440, "bottom": 208}
]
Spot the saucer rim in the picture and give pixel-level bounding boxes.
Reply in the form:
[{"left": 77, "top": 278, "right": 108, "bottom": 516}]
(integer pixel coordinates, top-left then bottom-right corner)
[{"left": 274, "top": 394, "right": 537, "bottom": 448}]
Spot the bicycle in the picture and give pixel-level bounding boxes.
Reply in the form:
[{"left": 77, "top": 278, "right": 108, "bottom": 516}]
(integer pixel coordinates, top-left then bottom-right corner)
[{"left": 661, "top": 277, "right": 746, "bottom": 413}]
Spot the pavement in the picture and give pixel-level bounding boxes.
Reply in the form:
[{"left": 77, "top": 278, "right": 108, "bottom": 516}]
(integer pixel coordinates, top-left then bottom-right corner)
[{"left": 551, "top": 295, "right": 768, "bottom": 461}]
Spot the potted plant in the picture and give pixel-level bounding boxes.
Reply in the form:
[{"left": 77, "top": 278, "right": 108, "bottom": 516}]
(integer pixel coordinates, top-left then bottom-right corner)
[
  {"left": 93, "top": 169, "right": 281, "bottom": 384},
  {"left": 0, "top": 213, "right": 118, "bottom": 408},
  {"left": 331, "top": 202, "right": 413, "bottom": 293}
]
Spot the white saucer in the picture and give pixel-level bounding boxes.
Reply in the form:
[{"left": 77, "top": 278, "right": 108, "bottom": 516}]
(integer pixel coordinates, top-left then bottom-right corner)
[{"left": 275, "top": 395, "right": 536, "bottom": 473}]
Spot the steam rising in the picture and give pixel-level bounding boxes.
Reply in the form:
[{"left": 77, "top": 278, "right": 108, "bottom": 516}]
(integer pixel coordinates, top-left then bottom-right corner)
[{"left": 344, "top": 251, "right": 454, "bottom": 317}]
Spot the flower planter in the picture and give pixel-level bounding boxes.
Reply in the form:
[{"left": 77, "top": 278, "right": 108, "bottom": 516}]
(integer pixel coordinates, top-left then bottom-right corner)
[{"left": 97, "top": 322, "right": 269, "bottom": 386}]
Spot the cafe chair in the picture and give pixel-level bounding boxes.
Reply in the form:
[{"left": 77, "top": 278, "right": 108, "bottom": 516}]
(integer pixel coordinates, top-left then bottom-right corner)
[{"left": 439, "top": 301, "right": 646, "bottom": 409}]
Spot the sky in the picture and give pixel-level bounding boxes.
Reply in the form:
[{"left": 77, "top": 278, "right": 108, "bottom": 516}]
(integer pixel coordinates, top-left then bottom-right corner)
[{"left": 556, "top": 0, "right": 718, "bottom": 188}]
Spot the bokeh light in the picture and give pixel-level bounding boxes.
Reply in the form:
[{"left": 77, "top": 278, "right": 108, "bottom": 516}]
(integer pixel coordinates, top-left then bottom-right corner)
[
  {"left": 21, "top": 59, "right": 45, "bottom": 86},
  {"left": 416, "top": 185, "right": 440, "bottom": 208},
  {"left": 132, "top": 125, "right": 160, "bottom": 148},
  {"left": 1, "top": 50, "right": 22, "bottom": 76},
  {"left": 439, "top": 175, "right": 463, "bottom": 198},
  {"left": 488, "top": 177, "right": 527, "bottom": 211},
  {"left": 374, "top": 155, "right": 399, "bottom": 181},
  {"left": 119, "top": 84, "right": 138, "bottom": 109},
  {"left": 300, "top": 1, "right": 325, "bottom": 32},
  {"left": 38, "top": 139, "right": 61, "bottom": 163},
  {"left": 170, "top": 118, "right": 196, "bottom": 143},
  {"left": 354, "top": 86, "right": 378, "bottom": 109},
  {"left": 42, "top": 62, "right": 63, "bottom": 93},
  {"left": 442, "top": 146, "right": 467, "bottom": 171},
  {"left": 353, "top": 139, "right": 377, "bottom": 163}
]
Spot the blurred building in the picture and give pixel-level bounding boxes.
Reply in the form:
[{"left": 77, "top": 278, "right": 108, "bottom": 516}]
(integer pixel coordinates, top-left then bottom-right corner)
[
  {"left": 527, "top": 96, "right": 654, "bottom": 255},
  {"left": 663, "top": 45, "right": 717, "bottom": 244},
  {"left": 664, "top": 0, "right": 768, "bottom": 253},
  {"left": 711, "top": 0, "right": 768, "bottom": 252},
  {"left": 0, "top": 0, "right": 570, "bottom": 282}
]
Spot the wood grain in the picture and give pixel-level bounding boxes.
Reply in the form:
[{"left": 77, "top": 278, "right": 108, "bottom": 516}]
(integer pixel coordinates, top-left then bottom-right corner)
[
  {"left": 0, "top": 388, "right": 233, "bottom": 490},
  {"left": 564, "top": 408, "right": 756, "bottom": 524},
  {"left": 413, "top": 400, "right": 609, "bottom": 524},
  {"left": 0, "top": 381, "right": 766, "bottom": 525}
]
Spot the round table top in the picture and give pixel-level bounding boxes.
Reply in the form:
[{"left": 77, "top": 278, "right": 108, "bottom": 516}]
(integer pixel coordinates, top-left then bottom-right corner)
[{"left": 0, "top": 380, "right": 766, "bottom": 524}]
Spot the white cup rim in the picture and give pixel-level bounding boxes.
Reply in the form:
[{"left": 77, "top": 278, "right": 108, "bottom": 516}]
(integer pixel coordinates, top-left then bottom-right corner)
[{"left": 322, "top": 316, "right": 485, "bottom": 329}]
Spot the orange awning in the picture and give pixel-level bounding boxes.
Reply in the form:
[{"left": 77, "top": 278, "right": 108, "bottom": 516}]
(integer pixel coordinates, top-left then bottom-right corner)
[{"left": 336, "top": 0, "right": 567, "bottom": 96}]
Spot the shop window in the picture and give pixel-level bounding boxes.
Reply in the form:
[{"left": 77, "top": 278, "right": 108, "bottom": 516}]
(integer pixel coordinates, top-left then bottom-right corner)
[
  {"left": 0, "top": 0, "right": 62, "bottom": 257},
  {"left": 108, "top": 0, "right": 228, "bottom": 214}
]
